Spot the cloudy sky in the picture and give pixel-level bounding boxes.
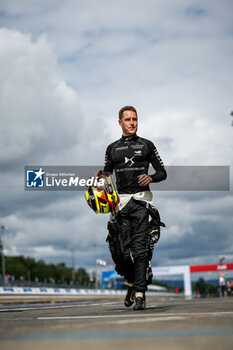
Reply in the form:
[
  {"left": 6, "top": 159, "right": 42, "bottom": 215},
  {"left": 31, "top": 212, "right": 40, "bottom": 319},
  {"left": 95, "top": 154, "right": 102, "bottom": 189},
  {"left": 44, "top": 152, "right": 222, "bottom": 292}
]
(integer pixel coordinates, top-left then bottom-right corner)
[{"left": 0, "top": 0, "right": 233, "bottom": 279}]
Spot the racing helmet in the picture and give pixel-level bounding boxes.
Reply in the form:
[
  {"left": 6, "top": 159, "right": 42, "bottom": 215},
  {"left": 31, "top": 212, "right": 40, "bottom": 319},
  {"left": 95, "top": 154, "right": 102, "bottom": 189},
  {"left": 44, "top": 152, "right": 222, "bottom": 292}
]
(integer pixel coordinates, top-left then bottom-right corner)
[{"left": 85, "top": 173, "right": 119, "bottom": 214}]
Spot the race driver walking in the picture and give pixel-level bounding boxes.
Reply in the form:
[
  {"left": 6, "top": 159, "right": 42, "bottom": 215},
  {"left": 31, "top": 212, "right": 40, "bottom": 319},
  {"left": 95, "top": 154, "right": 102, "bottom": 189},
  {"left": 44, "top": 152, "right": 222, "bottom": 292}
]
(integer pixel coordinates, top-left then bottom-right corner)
[{"left": 97, "top": 106, "right": 167, "bottom": 310}]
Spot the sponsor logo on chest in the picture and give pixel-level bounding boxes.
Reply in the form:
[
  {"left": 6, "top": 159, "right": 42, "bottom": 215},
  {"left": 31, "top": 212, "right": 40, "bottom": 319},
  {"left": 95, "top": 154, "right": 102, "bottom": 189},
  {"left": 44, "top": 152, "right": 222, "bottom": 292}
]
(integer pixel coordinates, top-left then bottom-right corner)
[{"left": 116, "top": 146, "right": 128, "bottom": 151}]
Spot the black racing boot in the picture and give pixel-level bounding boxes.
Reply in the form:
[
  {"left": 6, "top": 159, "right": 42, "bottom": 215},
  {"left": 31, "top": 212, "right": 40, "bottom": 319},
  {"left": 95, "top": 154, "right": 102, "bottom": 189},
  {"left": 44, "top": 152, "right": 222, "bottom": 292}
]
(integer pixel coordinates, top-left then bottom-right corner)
[
  {"left": 124, "top": 284, "right": 135, "bottom": 307},
  {"left": 133, "top": 292, "right": 146, "bottom": 310}
]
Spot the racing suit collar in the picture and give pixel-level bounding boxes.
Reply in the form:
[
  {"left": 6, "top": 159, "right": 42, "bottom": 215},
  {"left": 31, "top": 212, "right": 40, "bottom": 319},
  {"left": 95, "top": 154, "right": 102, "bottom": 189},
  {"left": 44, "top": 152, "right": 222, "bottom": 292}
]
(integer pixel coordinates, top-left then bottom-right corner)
[{"left": 121, "top": 134, "right": 138, "bottom": 143}]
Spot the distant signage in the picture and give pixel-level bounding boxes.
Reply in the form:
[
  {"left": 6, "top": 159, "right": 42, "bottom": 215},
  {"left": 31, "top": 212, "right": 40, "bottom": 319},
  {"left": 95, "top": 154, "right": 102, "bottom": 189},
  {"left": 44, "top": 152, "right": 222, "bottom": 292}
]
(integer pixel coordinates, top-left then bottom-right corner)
[{"left": 190, "top": 263, "right": 233, "bottom": 273}]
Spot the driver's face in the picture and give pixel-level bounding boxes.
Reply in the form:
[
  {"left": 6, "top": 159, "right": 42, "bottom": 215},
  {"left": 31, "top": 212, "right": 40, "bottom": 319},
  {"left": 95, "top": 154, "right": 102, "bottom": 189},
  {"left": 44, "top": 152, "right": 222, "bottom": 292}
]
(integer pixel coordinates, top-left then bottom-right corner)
[{"left": 119, "top": 110, "right": 138, "bottom": 136}]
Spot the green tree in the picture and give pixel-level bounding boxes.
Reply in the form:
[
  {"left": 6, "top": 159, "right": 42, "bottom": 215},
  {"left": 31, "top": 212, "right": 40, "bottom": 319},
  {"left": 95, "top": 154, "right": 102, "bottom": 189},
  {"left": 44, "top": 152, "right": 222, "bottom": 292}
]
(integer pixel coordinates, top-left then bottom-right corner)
[
  {"left": 4, "top": 256, "right": 90, "bottom": 286},
  {"left": 76, "top": 268, "right": 90, "bottom": 286},
  {"left": 193, "top": 278, "right": 207, "bottom": 295}
]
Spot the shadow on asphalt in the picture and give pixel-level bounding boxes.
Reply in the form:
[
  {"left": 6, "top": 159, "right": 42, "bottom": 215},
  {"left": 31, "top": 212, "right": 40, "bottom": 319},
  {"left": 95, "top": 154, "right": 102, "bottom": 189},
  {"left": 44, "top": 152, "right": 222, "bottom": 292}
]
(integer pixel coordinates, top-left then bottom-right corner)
[{"left": 110, "top": 305, "right": 172, "bottom": 313}]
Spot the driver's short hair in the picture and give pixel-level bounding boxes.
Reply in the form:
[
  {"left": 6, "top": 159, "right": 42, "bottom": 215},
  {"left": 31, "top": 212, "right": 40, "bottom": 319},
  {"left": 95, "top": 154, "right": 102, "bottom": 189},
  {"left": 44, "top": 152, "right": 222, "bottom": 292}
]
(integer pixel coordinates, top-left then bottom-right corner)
[{"left": 119, "top": 106, "right": 138, "bottom": 120}]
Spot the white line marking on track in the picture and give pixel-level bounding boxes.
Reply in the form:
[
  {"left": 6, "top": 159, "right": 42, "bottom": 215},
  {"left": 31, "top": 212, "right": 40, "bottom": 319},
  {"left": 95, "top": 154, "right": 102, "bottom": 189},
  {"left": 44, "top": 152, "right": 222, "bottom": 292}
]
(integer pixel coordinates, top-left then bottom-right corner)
[
  {"left": 114, "top": 316, "right": 186, "bottom": 324},
  {"left": 37, "top": 311, "right": 233, "bottom": 320}
]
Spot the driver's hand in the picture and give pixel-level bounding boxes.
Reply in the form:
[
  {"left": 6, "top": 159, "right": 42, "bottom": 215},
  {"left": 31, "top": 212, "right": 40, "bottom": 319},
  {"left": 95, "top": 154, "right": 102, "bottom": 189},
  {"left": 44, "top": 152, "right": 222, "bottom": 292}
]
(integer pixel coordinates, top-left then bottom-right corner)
[
  {"left": 95, "top": 169, "right": 103, "bottom": 178},
  {"left": 137, "top": 174, "right": 152, "bottom": 186}
]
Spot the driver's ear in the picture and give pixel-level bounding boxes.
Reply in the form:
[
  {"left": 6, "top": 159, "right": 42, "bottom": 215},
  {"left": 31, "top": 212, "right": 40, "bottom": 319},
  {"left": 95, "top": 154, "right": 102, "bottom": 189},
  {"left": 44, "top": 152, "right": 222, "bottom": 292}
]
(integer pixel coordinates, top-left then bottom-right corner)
[{"left": 118, "top": 119, "right": 122, "bottom": 127}]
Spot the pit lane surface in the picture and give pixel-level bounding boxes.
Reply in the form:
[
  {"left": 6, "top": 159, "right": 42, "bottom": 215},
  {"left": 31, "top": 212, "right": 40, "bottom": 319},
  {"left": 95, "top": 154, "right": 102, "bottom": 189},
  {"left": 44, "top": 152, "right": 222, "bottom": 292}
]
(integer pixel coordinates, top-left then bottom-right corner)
[{"left": 0, "top": 295, "right": 233, "bottom": 350}]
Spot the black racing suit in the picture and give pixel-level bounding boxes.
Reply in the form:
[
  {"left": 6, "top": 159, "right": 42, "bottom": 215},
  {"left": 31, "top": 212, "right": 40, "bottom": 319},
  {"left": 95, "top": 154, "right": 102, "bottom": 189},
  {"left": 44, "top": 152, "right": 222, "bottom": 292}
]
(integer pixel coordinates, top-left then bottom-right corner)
[{"left": 104, "top": 134, "right": 167, "bottom": 292}]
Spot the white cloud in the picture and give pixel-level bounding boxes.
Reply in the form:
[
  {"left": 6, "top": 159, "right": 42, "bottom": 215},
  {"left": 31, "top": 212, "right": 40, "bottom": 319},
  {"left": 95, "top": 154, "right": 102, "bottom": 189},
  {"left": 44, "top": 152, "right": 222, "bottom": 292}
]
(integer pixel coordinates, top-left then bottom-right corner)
[{"left": 0, "top": 28, "right": 84, "bottom": 167}]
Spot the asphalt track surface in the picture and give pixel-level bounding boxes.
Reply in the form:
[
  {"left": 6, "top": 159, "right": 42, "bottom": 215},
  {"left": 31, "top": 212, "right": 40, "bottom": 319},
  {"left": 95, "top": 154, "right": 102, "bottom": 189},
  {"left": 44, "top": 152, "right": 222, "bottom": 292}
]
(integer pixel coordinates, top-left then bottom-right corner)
[{"left": 0, "top": 295, "right": 233, "bottom": 350}]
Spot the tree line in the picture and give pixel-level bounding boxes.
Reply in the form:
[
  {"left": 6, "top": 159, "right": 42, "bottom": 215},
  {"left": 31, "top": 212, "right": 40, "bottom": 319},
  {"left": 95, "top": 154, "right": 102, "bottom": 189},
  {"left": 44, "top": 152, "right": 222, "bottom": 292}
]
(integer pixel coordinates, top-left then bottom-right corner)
[{"left": 0, "top": 255, "right": 92, "bottom": 287}]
